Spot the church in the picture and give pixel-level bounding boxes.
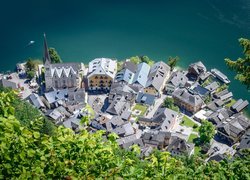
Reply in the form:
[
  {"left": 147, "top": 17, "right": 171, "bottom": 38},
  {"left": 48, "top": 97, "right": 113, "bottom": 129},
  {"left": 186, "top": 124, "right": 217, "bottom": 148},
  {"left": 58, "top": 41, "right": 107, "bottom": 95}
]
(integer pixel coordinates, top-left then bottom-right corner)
[{"left": 43, "top": 34, "right": 84, "bottom": 91}]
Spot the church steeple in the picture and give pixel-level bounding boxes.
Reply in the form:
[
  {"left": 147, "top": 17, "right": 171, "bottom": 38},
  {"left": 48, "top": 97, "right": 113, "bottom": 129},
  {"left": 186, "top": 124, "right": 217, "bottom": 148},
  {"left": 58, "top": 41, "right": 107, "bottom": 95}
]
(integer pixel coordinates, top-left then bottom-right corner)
[{"left": 43, "top": 33, "right": 51, "bottom": 64}]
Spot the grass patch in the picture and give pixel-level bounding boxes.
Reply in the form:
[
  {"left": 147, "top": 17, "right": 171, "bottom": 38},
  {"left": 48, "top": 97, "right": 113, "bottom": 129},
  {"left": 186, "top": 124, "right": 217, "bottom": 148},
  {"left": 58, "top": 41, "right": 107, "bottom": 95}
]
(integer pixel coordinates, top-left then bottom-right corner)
[
  {"left": 188, "top": 133, "right": 198, "bottom": 143},
  {"left": 225, "top": 99, "right": 236, "bottom": 108},
  {"left": 133, "top": 104, "right": 148, "bottom": 116},
  {"left": 181, "top": 116, "right": 200, "bottom": 132}
]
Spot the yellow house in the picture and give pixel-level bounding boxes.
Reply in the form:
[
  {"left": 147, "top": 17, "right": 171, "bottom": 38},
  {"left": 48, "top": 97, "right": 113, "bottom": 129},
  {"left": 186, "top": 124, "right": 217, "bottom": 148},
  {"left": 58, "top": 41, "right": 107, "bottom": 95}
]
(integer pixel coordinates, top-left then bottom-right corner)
[{"left": 87, "top": 58, "right": 117, "bottom": 91}]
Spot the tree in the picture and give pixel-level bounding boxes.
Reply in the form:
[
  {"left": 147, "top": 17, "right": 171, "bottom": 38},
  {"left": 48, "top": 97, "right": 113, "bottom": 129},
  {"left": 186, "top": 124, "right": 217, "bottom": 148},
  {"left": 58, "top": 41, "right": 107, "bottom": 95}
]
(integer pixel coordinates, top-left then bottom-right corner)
[
  {"left": 167, "top": 56, "right": 179, "bottom": 71},
  {"left": 25, "top": 59, "right": 36, "bottom": 71},
  {"left": 199, "top": 120, "right": 215, "bottom": 144},
  {"left": 225, "top": 38, "right": 250, "bottom": 89},
  {"left": 49, "top": 47, "right": 62, "bottom": 64},
  {"left": 162, "top": 97, "right": 179, "bottom": 112},
  {"left": 80, "top": 116, "right": 90, "bottom": 127},
  {"left": 26, "top": 71, "right": 35, "bottom": 79},
  {"left": 130, "top": 56, "right": 141, "bottom": 64}
]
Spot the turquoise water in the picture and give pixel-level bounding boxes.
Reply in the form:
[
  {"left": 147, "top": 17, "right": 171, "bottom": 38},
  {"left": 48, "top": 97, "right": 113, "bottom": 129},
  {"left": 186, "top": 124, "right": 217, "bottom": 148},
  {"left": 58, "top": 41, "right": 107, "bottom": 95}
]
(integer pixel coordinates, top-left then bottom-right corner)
[{"left": 0, "top": 0, "right": 250, "bottom": 114}]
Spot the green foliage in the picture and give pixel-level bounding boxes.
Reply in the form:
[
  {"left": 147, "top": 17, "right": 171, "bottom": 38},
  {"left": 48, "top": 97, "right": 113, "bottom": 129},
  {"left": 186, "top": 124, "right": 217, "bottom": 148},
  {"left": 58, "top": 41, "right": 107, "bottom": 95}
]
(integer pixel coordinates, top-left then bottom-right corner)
[
  {"left": 25, "top": 58, "right": 42, "bottom": 71},
  {"left": 0, "top": 91, "right": 250, "bottom": 179},
  {"left": 26, "top": 70, "right": 35, "bottom": 79},
  {"left": 216, "top": 84, "right": 228, "bottom": 93},
  {"left": 80, "top": 116, "right": 90, "bottom": 127},
  {"left": 117, "top": 61, "right": 124, "bottom": 71},
  {"left": 49, "top": 47, "right": 62, "bottom": 64},
  {"left": 225, "top": 38, "right": 250, "bottom": 89},
  {"left": 167, "top": 56, "right": 179, "bottom": 71},
  {"left": 130, "top": 56, "right": 154, "bottom": 66},
  {"left": 25, "top": 58, "right": 42, "bottom": 79},
  {"left": 0, "top": 87, "right": 56, "bottom": 135},
  {"left": 130, "top": 56, "right": 141, "bottom": 64},
  {"left": 199, "top": 120, "right": 215, "bottom": 144},
  {"left": 162, "top": 97, "right": 179, "bottom": 112}
]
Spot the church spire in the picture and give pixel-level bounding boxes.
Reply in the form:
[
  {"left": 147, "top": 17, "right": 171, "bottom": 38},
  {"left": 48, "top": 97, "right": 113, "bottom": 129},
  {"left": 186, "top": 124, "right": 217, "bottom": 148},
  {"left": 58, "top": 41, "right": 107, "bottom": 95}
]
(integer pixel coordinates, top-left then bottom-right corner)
[{"left": 43, "top": 33, "right": 51, "bottom": 64}]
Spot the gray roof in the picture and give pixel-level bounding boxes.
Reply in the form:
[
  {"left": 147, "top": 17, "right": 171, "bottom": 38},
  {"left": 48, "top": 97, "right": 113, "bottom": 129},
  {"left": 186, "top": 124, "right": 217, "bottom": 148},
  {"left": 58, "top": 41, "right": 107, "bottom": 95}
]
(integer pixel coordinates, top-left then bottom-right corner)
[
  {"left": 122, "top": 138, "right": 144, "bottom": 149},
  {"left": 238, "top": 129, "right": 250, "bottom": 150},
  {"left": 220, "top": 92, "right": 233, "bottom": 101},
  {"left": 214, "top": 89, "right": 229, "bottom": 98},
  {"left": 188, "top": 61, "right": 207, "bottom": 75},
  {"left": 112, "top": 122, "right": 134, "bottom": 137},
  {"left": 136, "top": 92, "right": 156, "bottom": 106},
  {"left": 168, "top": 71, "right": 188, "bottom": 87},
  {"left": 44, "top": 89, "right": 68, "bottom": 104},
  {"left": 205, "top": 82, "right": 220, "bottom": 92},
  {"left": 106, "top": 95, "right": 131, "bottom": 119},
  {"left": 193, "top": 85, "right": 209, "bottom": 96},
  {"left": 146, "top": 61, "right": 170, "bottom": 91},
  {"left": 29, "top": 93, "right": 45, "bottom": 109},
  {"left": 143, "top": 131, "right": 171, "bottom": 147},
  {"left": 167, "top": 137, "right": 194, "bottom": 155},
  {"left": 208, "top": 108, "right": 233, "bottom": 125},
  {"left": 231, "top": 99, "right": 249, "bottom": 113},
  {"left": 67, "top": 88, "right": 85, "bottom": 104},
  {"left": 139, "top": 108, "right": 178, "bottom": 131},
  {"left": 123, "top": 61, "right": 137, "bottom": 73},
  {"left": 208, "top": 154, "right": 226, "bottom": 162},
  {"left": 172, "top": 88, "right": 203, "bottom": 107},
  {"left": 109, "top": 83, "right": 138, "bottom": 103},
  {"left": 217, "top": 114, "right": 250, "bottom": 140},
  {"left": 63, "top": 117, "right": 83, "bottom": 129},
  {"left": 132, "top": 62, "right": 150, "bottom": 87}
]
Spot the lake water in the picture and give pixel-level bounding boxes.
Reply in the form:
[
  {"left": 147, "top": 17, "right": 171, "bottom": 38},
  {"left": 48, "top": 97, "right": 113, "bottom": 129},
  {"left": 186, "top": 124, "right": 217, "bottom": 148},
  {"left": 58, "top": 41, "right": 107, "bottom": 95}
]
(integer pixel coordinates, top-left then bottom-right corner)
[{"left": 0, "top": 0, "right": 250, "bottom": 114}]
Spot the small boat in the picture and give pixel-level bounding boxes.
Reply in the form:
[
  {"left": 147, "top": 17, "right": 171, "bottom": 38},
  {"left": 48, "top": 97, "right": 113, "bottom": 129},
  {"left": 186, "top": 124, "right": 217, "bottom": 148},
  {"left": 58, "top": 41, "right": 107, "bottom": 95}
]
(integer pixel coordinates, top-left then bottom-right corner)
[{"left": 26, "top": 40, "right": 35, "bottom": 47}]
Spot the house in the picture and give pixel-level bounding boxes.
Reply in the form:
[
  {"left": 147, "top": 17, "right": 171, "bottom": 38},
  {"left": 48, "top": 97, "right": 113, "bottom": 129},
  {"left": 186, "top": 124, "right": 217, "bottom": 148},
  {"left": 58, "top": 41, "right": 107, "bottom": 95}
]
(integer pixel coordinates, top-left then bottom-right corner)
[
  {"left": 237, "top": 129, "right": 250, "bottom": 151},
  {"left": 139, "top": 108, "right": 179, "bottom": 132},
  {"left": 136, "top": 92, "right": 156, "bottom": 106},
  {"left": 211, "top": 68, "right": 230, "bottom": 84},
  {"left": 67, "top": 88, "right": 86, "bottom": 105},
  {"left": 28, "top": 93, "right": 45, "bottom": 110},
  {"left": 0, "top": 74, "right": 18, "bottom": 89},
  {"left": 172, "top": 88, "right": 204, "bottom": 113},
  {"left": 205, "top": 82, "right": 220, "bottom": 93},
  {"left": 63, "top": 117, "right": 84, "bottom": 131},
  {"left": 231, "top": 99, "right": 249, "bottom": 113},
  {"left": 187, "top": 61, "right": 207, "bottom": 80},
  {"left": 217, "top": 114, "right": 250, "bottom": 145},
  {"left": 220, "top": 92, "right": 233, "bottom": 103},
  {"left": 122, "top": 138, "right": 145, "bottom": 150},
  {"left": 108, "top": 82, "right": 139, "bottom": 105},
  {"left": 208, "top": 153, "right": 226, "bottom": 162},
  {"left": 115, "top": 61, "right": 137, "bottom": 84},
  {"left": 112, "top": 122, "right": 135, "bottom": 137},
  {"left": 106, "top": 95, "right": 131, "bottom": 120},
  {"left": 165, "top": 71, "right": 188, "bottom": 95},
  {"left": 167, "top": 136, "right": 194, "bottom": 156},
  {"left": 132, "top": 62, "right": 150, "bottom": 88},
  {"left": 144, "top": 61, "right": 170, "bottom": 96},
  {"left": 46, "top": 106, "right": 71, "bottom": 123},
  {"left": 208, "top": 108, "right": 233, "bottom": 125},
  {"left": 44, "top": 89, "right": 68, "bottom": 109},
  {"left": 87, "top": 58, "right": 117, "bottom": 91},
  {"left": 142, "top": 131, "right": 172, "bottom": 149},
  {"left": 193, "top": 84, "right": 210, "bottom": 98},
  {"left": 43, "top": 34, "right": 84, "bottom": 90}
]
